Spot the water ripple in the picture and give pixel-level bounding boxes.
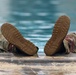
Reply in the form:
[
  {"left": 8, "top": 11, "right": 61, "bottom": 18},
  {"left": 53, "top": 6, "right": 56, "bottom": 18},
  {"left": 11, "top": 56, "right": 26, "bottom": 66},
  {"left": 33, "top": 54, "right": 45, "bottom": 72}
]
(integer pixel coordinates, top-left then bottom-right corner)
[
  {"left": 12, "top": 12, "right": 32, "bottom": 16},
  {"left": 37, "top": 12, "right": 49, "bottom": 16},
  {"left": 50, "top": 1, "right": 59, "bottom": 5},
  {"left": 33, "top": 20, "right": 45, "bottom": 24}
]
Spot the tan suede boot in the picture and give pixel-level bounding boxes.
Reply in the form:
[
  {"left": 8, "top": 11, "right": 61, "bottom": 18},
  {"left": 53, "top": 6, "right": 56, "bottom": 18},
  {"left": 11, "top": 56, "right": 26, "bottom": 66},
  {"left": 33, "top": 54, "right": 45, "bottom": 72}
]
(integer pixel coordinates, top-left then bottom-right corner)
[
  {"left": 1, "top": 23, "right": 38, "bottom": 55},
  {"left": 44, "top": 15, "right": 70, "bottom": 56}
]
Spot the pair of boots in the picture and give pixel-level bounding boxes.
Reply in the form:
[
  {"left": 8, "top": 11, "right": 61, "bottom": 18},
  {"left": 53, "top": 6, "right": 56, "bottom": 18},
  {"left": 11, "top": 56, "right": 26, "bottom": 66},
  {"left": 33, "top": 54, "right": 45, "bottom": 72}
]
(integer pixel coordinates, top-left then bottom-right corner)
[{"left": 1, "top": 15, "right": 70, "bottom": 56}]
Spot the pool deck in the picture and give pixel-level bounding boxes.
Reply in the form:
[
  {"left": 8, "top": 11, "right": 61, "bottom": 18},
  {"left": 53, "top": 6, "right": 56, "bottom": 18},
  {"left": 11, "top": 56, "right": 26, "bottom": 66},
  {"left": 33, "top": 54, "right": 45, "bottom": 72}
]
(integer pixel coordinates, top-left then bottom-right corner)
[{"left": 0, "top": 53, "right": 76, "bottom": 75}]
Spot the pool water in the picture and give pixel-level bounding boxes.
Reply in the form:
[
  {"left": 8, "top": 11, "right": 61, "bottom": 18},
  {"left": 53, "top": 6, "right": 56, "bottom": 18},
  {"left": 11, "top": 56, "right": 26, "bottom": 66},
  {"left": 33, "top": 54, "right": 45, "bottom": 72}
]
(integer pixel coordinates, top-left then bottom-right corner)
[{"left": 0, "top": 0, "right": 76, "bottom": 53}]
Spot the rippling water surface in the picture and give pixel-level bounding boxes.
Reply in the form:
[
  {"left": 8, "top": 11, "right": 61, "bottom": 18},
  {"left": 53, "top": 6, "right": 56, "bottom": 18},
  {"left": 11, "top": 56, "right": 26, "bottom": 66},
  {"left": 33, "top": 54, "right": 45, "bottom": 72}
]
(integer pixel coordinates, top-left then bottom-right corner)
[{"left": 0, "top": 0, "right": 76, "bottom": 53}]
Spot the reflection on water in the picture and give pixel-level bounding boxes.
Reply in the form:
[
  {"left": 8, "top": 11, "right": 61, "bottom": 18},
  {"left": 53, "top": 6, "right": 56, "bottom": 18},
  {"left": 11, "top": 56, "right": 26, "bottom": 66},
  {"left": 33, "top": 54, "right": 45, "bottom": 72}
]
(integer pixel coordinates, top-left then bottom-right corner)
[{"left": 0, "top": 0, "right": 76, "bottom": 52}]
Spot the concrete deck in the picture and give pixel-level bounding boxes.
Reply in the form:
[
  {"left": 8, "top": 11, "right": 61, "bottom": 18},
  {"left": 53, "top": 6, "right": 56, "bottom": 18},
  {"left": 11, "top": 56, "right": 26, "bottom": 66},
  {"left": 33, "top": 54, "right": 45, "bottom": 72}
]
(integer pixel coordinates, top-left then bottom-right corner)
[{"left": 0, "top": 53, "right": 76, "bottom": 75}]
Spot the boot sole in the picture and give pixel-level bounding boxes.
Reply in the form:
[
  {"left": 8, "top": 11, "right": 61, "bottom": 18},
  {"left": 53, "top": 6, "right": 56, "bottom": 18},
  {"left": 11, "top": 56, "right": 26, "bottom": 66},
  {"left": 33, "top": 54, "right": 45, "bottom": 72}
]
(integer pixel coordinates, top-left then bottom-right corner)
[
  {"left": 1, "top": 23, "right": 38, "bottom": 55},
  {"left": 44, "top": 15, "right": 70, "bottom": 56}
]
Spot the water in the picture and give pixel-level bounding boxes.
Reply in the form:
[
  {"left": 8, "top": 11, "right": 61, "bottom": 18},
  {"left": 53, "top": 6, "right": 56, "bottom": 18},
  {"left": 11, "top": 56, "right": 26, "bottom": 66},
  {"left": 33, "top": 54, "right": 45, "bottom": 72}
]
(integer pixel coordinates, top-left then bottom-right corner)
[{"left": 0, "top": 0, "right": 76, "bottom": 53}]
